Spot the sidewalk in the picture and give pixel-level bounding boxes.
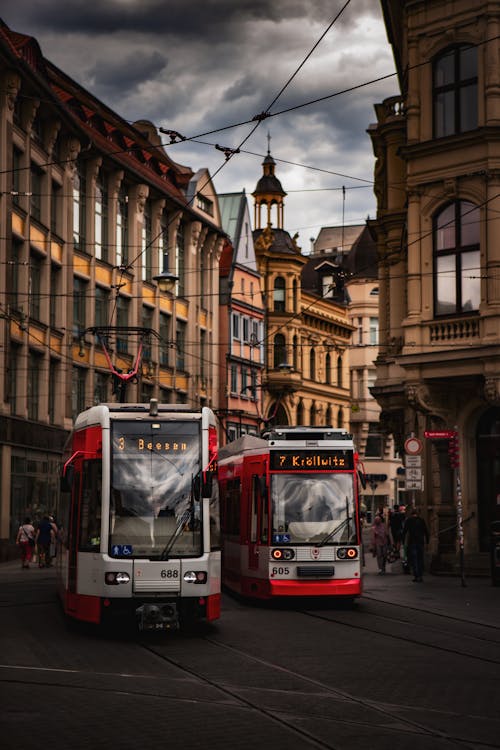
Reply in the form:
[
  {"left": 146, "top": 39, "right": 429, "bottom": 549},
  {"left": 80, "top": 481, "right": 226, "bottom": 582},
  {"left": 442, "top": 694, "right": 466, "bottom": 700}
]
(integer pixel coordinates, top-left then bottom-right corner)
[{"left": 361, "top": 542, "right": 500, "bottom": 628}]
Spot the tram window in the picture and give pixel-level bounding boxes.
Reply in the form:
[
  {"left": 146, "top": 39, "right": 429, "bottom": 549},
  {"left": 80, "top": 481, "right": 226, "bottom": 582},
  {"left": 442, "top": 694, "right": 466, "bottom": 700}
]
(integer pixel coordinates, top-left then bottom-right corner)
[
  {"left": 79, "top": 460, "right": 102, "bottom": 551},
  {"left": 221, "top": 478, "right": 240, "bottom": 536}
]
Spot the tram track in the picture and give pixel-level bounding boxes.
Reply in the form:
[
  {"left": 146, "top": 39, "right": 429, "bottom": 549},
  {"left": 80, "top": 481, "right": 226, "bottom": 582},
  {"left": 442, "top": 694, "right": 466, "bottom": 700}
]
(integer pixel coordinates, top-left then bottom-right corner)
[{"left": 138, "top": 631, "right": 497, "bottom": 750}]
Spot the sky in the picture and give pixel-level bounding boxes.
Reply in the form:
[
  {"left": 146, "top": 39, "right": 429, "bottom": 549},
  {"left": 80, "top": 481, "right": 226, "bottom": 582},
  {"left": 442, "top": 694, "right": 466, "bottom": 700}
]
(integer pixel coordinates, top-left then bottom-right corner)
[{"left": 2, "top": 0, "right": 399, "bottom": 250}]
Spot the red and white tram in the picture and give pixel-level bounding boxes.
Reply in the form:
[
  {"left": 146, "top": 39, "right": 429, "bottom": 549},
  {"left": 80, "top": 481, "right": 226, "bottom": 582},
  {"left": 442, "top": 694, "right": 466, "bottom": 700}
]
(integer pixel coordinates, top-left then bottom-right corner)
[
  {"left": 57, "top": 400, "right": 220, "bottom": 631},
  {"left": 218, "top": 427, "right": 363, "bottom": 600}
]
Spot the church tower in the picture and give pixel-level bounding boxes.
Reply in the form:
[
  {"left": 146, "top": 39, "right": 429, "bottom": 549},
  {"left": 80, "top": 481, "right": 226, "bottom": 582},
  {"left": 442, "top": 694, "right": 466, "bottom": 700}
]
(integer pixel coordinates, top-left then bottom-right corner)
[{"left": 252, "top": 137, "right": 287, "bottom": 229}]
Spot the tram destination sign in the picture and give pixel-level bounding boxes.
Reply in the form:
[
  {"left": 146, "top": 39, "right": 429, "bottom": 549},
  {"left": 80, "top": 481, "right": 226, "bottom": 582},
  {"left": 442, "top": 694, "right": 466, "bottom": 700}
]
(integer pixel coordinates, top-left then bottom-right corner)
[{"left": 270, "top": 449, "right": 354, "bottom": 471}]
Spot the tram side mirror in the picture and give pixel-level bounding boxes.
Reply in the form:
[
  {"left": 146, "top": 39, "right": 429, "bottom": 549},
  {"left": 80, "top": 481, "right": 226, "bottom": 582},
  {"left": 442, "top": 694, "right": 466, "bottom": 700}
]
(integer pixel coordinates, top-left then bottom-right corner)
[
  {"left": 60, "top": 464, "right": 74, "bottom": 493},
  {"left": 357, "top": 469, "right": 367, "bottom": 490}
]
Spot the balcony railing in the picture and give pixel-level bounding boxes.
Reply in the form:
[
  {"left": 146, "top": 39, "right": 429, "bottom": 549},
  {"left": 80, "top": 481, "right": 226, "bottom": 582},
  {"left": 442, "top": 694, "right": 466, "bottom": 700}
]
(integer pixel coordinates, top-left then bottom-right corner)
[{"left": 429, "top": 317, "right": 480, "bottom": 343}]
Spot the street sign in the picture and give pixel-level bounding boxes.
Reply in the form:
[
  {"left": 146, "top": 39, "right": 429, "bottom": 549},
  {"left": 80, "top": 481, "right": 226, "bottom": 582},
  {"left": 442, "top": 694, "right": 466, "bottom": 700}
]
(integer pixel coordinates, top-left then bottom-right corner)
[
  {"left": 406, "top": 479, "right": 423, "bottom": 490},
  {"left": 406, "top": 467, "right": 422, "bottom": 480},
  {"left": 405, "top": 455, "right": 421, "bottom": 467},
  {"left": 424, "top": 430, "right": 456, "bottom": 439},
  {"left": 404, "top": 436, "right": 423, "bottom": 455}
]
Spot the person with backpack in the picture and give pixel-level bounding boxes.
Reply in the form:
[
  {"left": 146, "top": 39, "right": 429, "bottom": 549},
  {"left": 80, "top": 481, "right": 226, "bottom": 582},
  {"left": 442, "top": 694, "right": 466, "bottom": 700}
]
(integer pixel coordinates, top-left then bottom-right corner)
[{"left": 16, "top": 517, "right": 35, "bottom": 568}]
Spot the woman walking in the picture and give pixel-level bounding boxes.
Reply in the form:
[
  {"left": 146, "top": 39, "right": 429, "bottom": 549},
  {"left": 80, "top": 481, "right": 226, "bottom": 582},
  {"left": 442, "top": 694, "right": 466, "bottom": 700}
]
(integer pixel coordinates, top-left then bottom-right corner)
[
  {"left": 16, "top": 517, "right": 35, "bottom": 568},
  {"left": 371, "top": 514, "right": 389, "bottom": 575}
]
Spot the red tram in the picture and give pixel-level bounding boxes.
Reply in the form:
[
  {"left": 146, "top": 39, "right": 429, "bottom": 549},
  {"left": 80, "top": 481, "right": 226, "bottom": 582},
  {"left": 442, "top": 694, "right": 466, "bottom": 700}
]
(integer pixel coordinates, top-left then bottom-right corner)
[
  {"left": 57, "top": 400, "right": 220, "bottom": 631},
  {"left": 218, "top": 427, "right": 363, "bottom": 600}
]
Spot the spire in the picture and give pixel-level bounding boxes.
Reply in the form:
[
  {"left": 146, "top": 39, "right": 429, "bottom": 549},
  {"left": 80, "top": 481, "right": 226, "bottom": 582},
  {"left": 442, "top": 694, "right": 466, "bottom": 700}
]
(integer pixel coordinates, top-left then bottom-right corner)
[{"left": 252, "top": 136, "right": 287, "bottom": 229}]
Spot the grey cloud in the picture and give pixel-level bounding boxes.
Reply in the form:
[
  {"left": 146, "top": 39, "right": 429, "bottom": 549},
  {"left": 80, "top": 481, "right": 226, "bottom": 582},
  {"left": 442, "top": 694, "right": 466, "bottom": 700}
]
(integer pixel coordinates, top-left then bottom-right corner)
[{"left": 87, "top": 49, "right": 168, "bottom": 93}]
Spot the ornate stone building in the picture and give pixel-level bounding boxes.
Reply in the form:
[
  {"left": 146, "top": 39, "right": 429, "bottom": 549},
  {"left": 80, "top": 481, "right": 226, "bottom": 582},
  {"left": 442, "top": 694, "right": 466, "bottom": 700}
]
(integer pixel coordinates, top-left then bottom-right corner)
[
  {"left": 369, "top": 1, "right": 500, "bottom": 572},
  {"left": 0, "top": 21, "right": 225, "bottom": 557},
  {"left": 252, "top": 149, "right": 353, "bottom": 428}
]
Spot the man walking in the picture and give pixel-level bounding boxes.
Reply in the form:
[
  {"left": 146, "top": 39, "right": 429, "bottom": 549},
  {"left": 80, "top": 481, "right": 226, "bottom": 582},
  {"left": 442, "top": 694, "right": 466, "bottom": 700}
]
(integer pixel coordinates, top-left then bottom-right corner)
[{"left": 402, "top": 508, "right": 429, "bottom": 582}]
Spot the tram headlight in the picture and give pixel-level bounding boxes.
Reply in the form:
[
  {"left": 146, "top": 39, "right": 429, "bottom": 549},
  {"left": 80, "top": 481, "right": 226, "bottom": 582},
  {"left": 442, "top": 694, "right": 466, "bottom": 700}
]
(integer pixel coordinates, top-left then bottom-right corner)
[
  {"left": 336, "top": 547, "right": 358, "bottom": 560},
  {"left": 105, "top": 571, "right": 130, "bottom": 585},
  {"left": 271, "top": 548, "right": 295, "bottom": 561},
  {"left": 183, "top": 570, "right": 207, "bottom": 584}
]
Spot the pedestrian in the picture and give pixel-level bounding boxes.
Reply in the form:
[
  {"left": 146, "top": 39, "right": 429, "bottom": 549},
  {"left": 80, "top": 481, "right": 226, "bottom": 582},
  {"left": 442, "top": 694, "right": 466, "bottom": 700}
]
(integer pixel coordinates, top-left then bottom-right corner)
[
  {"left": 49, "top": 515, "right": 59, "bottom": 564},
  {"left": 35, "top": 515, "right": 55, "bottom": 568},
  {"left": 371, "top": 514, "right": 389, "bottom": 575},
  {"left": 402, "top": 507, "right": 429, "bottom": 582},
  {"left": 16, "top": 517, "right": 35, "bottom": 568},
  {"left": 389, "top": 504, "right": 405, "bottom": 553}
]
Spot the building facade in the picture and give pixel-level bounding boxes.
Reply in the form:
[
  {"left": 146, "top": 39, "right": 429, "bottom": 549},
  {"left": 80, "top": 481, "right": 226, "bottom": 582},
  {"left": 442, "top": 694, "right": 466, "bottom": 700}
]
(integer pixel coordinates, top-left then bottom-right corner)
[
  {"left": 369, "top": 1, "right": 500, "bottom": 572},
  {"left": 252, "top": 149, "right": 353, "bottom": 427},
  {"left": 218, "top": 191, "right": 265, "bottom": 442},
  {"left": 314, "top": 224, "right": 404, "bottom": 518},
  {"left": 0, "top": 21, "right": 225, "bottom": 557}
]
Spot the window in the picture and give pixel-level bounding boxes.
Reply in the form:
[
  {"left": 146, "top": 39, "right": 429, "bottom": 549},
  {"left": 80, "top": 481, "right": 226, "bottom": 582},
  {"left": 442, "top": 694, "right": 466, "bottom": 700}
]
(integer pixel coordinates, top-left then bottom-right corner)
[
  {"left": 72, "top": 367, "right": 87, "bottom": 418},
  {"left": 116, "top": 187, "right": 128, "bottom": 266},
  {"left": 365, "top": 423, "right": 384, "bottom": 458},
  {"left": 322, "top": 274, "right": 335, "bottom": 298},
  {"left": 434, "top": 201, "right": 480, "bottom": 315},
  {"left": 159, "top": 213, "right": 169, "bottom": 273},
  {"left": 337, "top": 355, "right": 343, "bottom": 387},
  {"left": 200, "top": 330, "right": 206, "bottom": 382},
  {"left": 243, "top": 317, "right": 249, "bottom": 343},
  {"left": 159, "top": 312, "right": 171, "bottom": 367},
  {"left": 7, "top": 239, "right": 21, "bottom": 312},
  {"left": 79, "top": 460, "right": 102, "bottom": 551},
  {"left": 176, "top": 320, "right": 186, "bottom": 370},
  {"left": 142, "top": 306, "right": 153, "bottom": 360},
  {"left": 73, "top": 278, "right": 87, "bottom": 336},
  {"left": 51, "top": 180, "right": 61, "bottom": 235},
  {"left": 30, "top": 164, "right": 42, "bottom": 222},
  {"left": 175, "top": 222, "right": 185, "bottom": 297},
  {"left": 357, "top": 316, "right": 363, "bottom": 345},
  {"left": 94, "top": 286, "right": 109, "bottom": 329},
  {"left": 28, "top": 352, "right": 41, "bottom": 421},
  {"left": 369, "top": 317, "right": 379, "bottom": 345},
  {"left": 94, "top": 371, "right": 108, "bottom": 405},
  {"left": 50, "top": 264, "right": 61, "bottom": 328},
  {"left": 232, "top": 313, "right": 240, "bottom": 340},
  {"left": 142, "top": 201, "right": 152, "bottom": 281},
  {"left": 196, "top": 193, "right": 213, "bottom": 215},
  {"left": 7, "top": 345, "right": 19, "bottom": 414},
  {"left": 325, "top": 351, "right": 331, "bottom": 384},
  {"left": 116, "top": 297, "right": 129, "bottom": 353},
  {"left": 29, "top": 254, "right": 42, "bottom": 321},
  {"left": 309, "top": 347, "right": 316, "bottom": 380},
  {"left": 94, "top": 175, "right": 108, "bottom": 261},
  {"left": 12, "top": 148, "right": 21, "bottom": 206},
  {"left": 273, "top": 276, "right": 286, "bottom": 312},
  {"left": 230, "top": 364, "right": 238, "bottom": 394},
  {"left": 73, "top": 164, "right": 86, "bottom": 251},
  {"left": 433, "top": 45, "right": 477, "bottom": 138},
  {"left": 273, "top": 333, "right": 286, "bottom": 368},
  {"left": 49, "top": 360, "right": 58, "bottom": 424}
]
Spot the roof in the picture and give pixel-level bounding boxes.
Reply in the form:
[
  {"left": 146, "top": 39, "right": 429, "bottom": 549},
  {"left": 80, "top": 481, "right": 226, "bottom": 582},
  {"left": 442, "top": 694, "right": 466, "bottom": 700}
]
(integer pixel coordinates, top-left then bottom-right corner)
[
  {"left": 219, "top": 192, "right": 246, "bottom": 243},
  {"left": 218, "top": 434, "right": 268, "bottom": 460}
]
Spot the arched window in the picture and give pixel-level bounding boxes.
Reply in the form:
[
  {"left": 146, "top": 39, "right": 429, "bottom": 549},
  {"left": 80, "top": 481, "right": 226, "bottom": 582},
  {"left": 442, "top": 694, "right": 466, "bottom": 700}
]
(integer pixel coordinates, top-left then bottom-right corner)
[
  {"left": 292, "top": 278, "right": 298, "bottom": 313},
  {"left": 309, "top": 347, "right": 316, "bottom": 381},
  {"left": 296, "top": 400, "right": 304, "bottom": 426},
  {"left": 273, "top": 333, "right": 286, "bottom": 368},
  {"left": 337, "top": 355, "right": 343, "bottom": 387},
  {"left": 433, "top": 45, "right": 477, "bottom": 138},
  {"left": 293, "top": 335, "right": 299, "bottom": 370},
  {"left": 325, "top": 351, "right": 331, "bottom": 384},
  {"left": 310, "top": 403, "right": 316, "bottom": 426},
  {"left": 325, "top": 405, "right": 332, "bottom": 426},
  {"left": 434, "top": 201, "right": 480, "bottom": 315},
  {"left": 338, "top": 407, "right": 344, "bottom": 428},
  {"left": 273, "top": 276, "right": 286, "bottom": 312}
]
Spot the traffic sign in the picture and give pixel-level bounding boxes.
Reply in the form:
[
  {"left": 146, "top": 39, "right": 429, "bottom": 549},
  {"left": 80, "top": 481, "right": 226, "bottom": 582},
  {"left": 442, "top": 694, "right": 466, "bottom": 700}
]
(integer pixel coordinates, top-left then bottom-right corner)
[
  {"left": 406, "top": 467, "right": 422, "bottom": 480},
  {"left": 406, "top": 479, "right": 423, "bottom": 490},
  {"left": 405, "top": 455, "right": 421, "bottom": 467},
  {"left": 424, "top": 430, "right": 456, "bottom": 439},
  {"left": 404, "top": 436, "right": 423, "bottom": 455}
]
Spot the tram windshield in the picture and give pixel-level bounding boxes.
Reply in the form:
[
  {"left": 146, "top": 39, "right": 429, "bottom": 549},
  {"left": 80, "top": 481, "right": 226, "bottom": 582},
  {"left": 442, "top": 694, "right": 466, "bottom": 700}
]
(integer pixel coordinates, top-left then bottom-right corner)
[
  {"left": 271, "top": 472, "right": 357, "bottom": 544},
  {"left": 110, "top": 420, "right": 203, "bottom": 559}
]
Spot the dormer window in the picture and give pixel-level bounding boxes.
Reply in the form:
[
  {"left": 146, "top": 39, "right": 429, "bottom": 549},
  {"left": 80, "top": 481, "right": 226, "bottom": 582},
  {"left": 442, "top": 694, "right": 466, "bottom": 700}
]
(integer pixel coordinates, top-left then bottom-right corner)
[
  {"left": 322, "top": 274, "right": 335, "bottom": 298},
  {"left": 196, "top": 193, "right": 213, "bottom": 216}
]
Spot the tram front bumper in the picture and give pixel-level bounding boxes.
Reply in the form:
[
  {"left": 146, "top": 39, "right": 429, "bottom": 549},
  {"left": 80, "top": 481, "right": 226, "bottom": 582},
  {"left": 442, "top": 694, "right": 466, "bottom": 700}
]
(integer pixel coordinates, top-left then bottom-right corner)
[{"left": 136, "top": 602, "right": 180, "bottom": 631}]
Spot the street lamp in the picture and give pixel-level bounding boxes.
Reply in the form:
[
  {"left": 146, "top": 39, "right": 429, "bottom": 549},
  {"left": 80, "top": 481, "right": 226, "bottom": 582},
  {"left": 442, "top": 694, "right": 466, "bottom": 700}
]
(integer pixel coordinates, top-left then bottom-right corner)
[{"left": 153, "top": 271, "right": 179, "bottom": 293}]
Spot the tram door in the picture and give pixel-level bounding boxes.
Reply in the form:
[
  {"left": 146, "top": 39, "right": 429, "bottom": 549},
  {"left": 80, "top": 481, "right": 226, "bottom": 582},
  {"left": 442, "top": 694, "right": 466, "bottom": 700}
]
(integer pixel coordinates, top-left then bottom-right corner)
[
  {"left": 248, "top": 463, "right": 266, "bottom": 571},
  {"left": 67, "top": 465, "right": 82, "bottom": 596}
]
